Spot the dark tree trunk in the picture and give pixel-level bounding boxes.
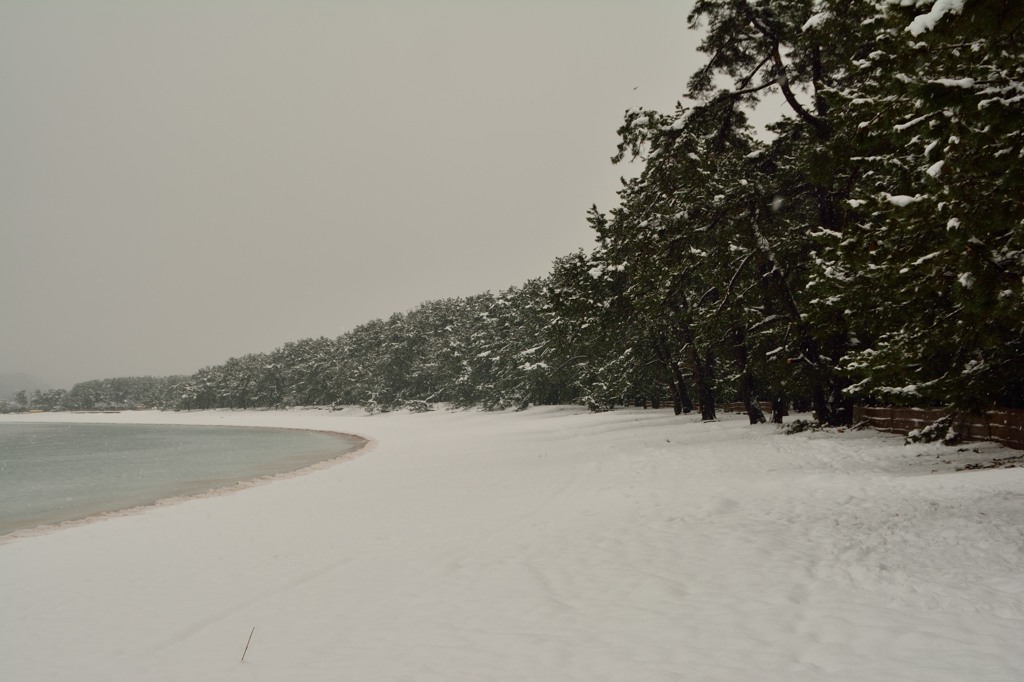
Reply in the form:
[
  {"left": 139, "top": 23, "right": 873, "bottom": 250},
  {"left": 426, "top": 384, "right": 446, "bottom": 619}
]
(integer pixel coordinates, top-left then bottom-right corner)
[
  {"left": 732, "top": 326, "right": 765, "bottom": 425},
  {"left": 696, "top": 377, "right": 717, "bottom": 421},
  {"left": 771, "top": 398, "right": 787, "bottom": 424},
  {"left": 653, "top": 335, "right": 693, "bottom": 416},
  {"left": 660, "top": 291, "right": 713, "bottom": 419},
  {"left": 670, "top": 361, "right": 694, "bottom": 414},
  {"left": 683, "top": 333, "right": 716, "bottom": 421},
  {"left": 810, "top": 383, "right": 830, "bottom": 425},
  {"left": 751, "top": 246, "right": 846, "bottom": 426}
]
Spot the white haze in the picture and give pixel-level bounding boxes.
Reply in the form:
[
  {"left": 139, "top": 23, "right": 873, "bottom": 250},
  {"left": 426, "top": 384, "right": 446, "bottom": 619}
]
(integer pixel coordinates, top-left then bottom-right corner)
[{"left": 0, "top": 1, "right": 713, "bottom": 388}]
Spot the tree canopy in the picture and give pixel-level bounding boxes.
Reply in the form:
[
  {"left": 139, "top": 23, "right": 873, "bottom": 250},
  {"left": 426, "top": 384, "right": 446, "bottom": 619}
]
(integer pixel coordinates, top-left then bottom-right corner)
[{"left": 18, "top": 1, "right": 1020, "bottom": 422}]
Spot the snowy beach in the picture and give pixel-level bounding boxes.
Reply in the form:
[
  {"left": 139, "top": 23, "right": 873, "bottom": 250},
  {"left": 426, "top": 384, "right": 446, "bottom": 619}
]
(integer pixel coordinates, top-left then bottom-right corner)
[{"left": 1, "top": 407, "right": 1022, "bottom": 681}]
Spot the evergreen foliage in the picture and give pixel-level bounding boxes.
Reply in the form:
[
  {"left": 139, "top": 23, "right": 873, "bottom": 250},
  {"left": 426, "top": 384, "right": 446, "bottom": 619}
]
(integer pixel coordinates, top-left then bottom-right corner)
[{"left": 37, "top": 1, "right": 1021, "bottom": 421}]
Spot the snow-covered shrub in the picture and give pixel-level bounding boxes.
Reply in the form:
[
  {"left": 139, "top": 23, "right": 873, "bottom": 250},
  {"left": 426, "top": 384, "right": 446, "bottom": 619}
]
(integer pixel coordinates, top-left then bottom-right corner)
[
  {"left": 905, "top": 414, "right": 961, "bottom": 446},
  {"left": 784, "top": 419, "right": 824, "bottom": 435}
]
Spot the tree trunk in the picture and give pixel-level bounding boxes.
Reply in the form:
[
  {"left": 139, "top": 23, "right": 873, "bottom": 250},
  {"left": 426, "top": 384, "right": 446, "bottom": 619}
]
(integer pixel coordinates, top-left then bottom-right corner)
[
  {"left": 695, "top": 373, "right": 717, "bottom": 421},
  {"left": 653, "top": 335, "right": 693, "bottom": 416},
  {"left": 683, "top": 328, "right": 716, "bottom": 421},
  {"left": 771, "top": 398, "right": 786, "bottom": 424},
  {"left": 732, "top": 326, "right": 765, "bottom": 425},
  {"left": 660, "top": 292, "right": 713, "bottom": 419},
  {"left": 750, "top": 237, "right": 845, "bottom": 426},
  {"left": 670, "top": 360, "right": 694, "bottom": 414}
]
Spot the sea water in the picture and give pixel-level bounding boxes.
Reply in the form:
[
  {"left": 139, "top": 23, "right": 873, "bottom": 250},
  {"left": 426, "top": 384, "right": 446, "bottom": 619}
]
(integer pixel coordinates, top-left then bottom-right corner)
[{"left": 0, "top": 422, "right": 362, "bottom": 536}]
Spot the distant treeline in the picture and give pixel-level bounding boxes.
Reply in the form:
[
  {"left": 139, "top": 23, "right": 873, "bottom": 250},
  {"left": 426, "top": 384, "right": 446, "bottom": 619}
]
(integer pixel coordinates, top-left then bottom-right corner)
[
  {"left": 0, "top": 377, "right": 189, "bottom": 413},
  {"left": 8, "top": 2, "right": 1022, "bottom": 423}
]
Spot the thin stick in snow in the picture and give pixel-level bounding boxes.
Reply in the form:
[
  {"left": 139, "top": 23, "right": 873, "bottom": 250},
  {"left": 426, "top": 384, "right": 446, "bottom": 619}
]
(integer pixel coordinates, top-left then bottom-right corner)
[{"left": 241, "top": 626, "right": 255, "bottom": 663}]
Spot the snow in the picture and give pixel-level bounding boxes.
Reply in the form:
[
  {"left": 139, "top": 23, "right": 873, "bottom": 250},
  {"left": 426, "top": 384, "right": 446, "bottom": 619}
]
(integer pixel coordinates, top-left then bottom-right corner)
[
  {"left": 907, "top": 0, "right": 967, "bottom": 36},
  {"left": 931, "top": 77, "right": 976, "bottom": 89},
  {"left": 894, "top": 114, "right": 930, "bottom": 132},
  {"left": 882, "top": 192, "right": 925, "bottom": 207},
  {"left": 911, "top": 250, "right": 943, "bottom": 266},
  {"left": 801, "top": 11, "right": 831, "bottom": 32},
  {"left": 2, "top": 407, "right": 1023, "bottom": 681}
]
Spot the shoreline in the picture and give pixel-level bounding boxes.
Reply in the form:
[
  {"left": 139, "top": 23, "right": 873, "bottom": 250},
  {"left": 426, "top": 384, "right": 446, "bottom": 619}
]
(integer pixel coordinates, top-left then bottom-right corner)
[{"left": 0, "top": 418, "right": 371, "bottom": 544}]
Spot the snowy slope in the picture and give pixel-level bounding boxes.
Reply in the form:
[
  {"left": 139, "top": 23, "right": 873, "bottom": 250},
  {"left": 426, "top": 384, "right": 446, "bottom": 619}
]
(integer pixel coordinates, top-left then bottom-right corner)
[{"left": 1, "top": 407, "right": 1022, "bottom": 681}]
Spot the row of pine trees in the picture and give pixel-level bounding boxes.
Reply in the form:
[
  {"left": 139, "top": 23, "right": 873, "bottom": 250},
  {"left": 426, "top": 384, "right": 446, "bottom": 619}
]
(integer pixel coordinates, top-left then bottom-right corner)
[{"left": 23, "top": 1, "right": 1023, "bottom": 423}]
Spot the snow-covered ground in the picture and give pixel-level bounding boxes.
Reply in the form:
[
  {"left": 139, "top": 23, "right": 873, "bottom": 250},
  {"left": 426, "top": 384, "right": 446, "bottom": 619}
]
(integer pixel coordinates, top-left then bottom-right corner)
[{"left": 2, "top": 406, "right": 1022, "bottom": 681}]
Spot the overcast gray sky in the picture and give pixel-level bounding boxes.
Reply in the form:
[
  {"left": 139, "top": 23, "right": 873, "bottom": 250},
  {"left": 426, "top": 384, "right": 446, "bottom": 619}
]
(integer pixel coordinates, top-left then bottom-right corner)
[{"left": 2, "top": 1, "right": 715, "bottom": 388}]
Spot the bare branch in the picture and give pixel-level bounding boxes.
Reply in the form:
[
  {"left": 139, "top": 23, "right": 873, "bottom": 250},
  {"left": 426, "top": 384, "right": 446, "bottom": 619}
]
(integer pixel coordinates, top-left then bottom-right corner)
[
  {"left": 737, "top": 52, "right": 774, "bottom": 90},
  {"left": 734, "top": 0, "right": 830, "bottom": 135},
  {"left": 714, "top": 252, "right": 753, "bottom": 315},
  {"left": 720, "top": 77, "right": 777, "bottom": 99},
  {"left": 771, "top": 44, "right": 829, "bottom": 135}
]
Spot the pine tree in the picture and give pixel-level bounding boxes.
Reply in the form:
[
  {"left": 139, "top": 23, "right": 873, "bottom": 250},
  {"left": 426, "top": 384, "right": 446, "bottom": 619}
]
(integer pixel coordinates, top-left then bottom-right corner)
[{"left": 816, "top": 0, "right": 1024, "bottom": 411}]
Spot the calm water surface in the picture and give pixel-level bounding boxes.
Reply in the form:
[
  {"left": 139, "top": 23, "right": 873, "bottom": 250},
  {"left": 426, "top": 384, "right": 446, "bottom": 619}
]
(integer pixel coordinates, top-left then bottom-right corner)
[{"left": 0, "top": 422, "right": 362, "bottom": 536}]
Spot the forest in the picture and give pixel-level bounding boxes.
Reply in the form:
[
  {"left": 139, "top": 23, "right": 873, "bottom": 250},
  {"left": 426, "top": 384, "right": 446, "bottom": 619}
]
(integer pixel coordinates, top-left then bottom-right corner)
[{"left": 6, "top": 1, "right": 1022, "bottom": 424}]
